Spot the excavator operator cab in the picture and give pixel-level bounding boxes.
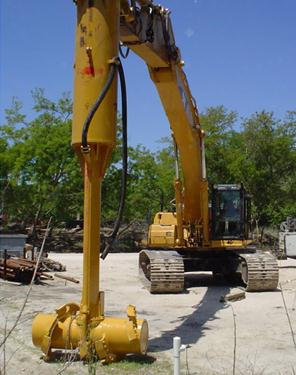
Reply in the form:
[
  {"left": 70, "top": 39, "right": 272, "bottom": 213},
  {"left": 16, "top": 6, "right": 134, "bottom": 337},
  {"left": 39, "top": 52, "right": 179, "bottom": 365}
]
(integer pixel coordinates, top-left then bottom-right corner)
[{"left": 211, "top": 184, "right": 250, "bottom": 240}]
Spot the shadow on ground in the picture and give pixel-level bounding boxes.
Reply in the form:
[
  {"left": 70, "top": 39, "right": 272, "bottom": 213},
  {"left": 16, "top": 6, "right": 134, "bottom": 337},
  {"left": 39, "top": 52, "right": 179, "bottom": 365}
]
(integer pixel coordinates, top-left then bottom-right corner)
[
  {"left": 278, "top": 265, "right": 296, "bottom": 269},
  {"left": 149, "top": 273, "right": 232, "bottom": 352},
  {"left": 124, "top": 354, "right": 156, "bottom": 364}
]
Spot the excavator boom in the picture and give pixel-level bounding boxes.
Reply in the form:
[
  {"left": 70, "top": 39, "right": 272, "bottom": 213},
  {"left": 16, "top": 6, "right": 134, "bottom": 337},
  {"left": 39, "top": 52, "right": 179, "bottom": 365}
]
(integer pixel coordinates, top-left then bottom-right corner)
[{"left": 120, "top": 2, "right": 209, "bottom": 243}]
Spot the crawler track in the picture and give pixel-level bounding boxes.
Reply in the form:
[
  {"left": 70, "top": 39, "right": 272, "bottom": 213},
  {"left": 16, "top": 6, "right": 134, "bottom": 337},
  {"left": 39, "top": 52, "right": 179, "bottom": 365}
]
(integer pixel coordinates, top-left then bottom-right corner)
[
  {"left": 139, "top": 250, "right": 184, "bottom": 293},
  {"left": 239, "top": 252, "right": 279, "bottom": 292},
  {"left": 138, "top": 249, "right": 278, "bottom": 293}
]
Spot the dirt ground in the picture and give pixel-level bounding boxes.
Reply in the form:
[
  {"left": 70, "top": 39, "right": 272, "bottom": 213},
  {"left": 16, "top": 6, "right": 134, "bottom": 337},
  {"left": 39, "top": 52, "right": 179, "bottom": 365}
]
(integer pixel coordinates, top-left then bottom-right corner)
[{"left": 1, "top": 252, "right": 296, "bottom": 375}]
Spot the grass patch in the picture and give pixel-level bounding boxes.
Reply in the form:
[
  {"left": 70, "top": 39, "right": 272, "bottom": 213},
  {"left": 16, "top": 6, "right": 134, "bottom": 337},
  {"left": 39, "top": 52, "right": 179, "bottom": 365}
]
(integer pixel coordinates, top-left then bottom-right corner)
[{"left": 92, "top": 354, "right": 171, "bottom": 375}]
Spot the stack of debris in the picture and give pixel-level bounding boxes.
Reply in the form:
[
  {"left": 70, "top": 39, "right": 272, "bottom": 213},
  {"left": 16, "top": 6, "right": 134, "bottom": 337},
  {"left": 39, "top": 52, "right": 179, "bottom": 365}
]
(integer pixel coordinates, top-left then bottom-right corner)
[
  {"left": 28, "top": 221, "right": 148, "bottom": 253},
  {"left": 24, "top": 244, "right": 66, "bottom": 272},
  {"left": 28, "top": 227, "right": 83, "bottom": 253},
  {"left": 0, "top": 256, "right": 53, "bottom": 283},
  {"left": 279, "top": 217, "right": 296, "bottom": 258},
  {"left": 41, "top": 257, "right": 66, "bottom": 272}
]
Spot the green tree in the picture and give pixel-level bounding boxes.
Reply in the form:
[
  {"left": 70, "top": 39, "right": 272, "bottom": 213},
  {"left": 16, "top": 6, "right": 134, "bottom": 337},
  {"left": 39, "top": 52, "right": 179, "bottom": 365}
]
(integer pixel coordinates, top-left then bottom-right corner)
[
  {"left": 126, "top": 145, "right": 160, "bottom": 222},
  {"left": 238, "top": 111, "right": 296, "bottom": 227},
  {"left": 200, "top": 106, "right": 239, "bottom": 185},
  {"left": 155, "top": 137, "right": 175, "bottom": 212},
  {"left": 1, "top": 93, "right": 295, "bottom": 234},
  {"left": 0, "top": 90, "right": 83, "bottom": 227},
  {"left": 102, "top": 135, "right": 176, "bottom": 224}
]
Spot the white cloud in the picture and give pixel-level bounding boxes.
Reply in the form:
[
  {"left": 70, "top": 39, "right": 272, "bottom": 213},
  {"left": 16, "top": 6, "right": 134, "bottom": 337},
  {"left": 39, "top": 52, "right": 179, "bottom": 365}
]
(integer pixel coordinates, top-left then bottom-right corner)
[{"left": 185, "top": 28, "right": 195, "bottom": 38}]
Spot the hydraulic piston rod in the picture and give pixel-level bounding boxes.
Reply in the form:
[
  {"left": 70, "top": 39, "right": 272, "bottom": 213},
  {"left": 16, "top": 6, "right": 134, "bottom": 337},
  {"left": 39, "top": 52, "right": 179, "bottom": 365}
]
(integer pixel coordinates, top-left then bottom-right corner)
[{"left": 32, "top": 0, "right": 148, "bottom": 363}]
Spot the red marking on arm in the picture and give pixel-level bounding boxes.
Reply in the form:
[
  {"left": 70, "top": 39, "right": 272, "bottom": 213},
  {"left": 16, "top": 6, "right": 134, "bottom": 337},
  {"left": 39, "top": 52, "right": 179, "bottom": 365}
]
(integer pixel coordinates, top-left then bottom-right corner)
[
  {"left": 80, "top": 66, "right": 105, "bottom": 77},
  {"left": 82, "top": 66, "right": 95, "bottom": 76}
]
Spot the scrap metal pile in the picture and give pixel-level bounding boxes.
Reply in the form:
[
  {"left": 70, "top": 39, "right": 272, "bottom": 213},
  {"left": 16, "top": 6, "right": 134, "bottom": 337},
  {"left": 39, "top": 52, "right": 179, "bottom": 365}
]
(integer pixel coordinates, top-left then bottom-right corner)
[
  {"left": 0, "top": 256, "right": 53, "bottom": 283},
  {"left": 41, "top": 257, "right": 66, "bottom": 272},
  {"left": 280, "top": 217, "right": 296, "bottom": 232},
  {"left": 279, "top": 217, "right": 296, "bottom": 258}
]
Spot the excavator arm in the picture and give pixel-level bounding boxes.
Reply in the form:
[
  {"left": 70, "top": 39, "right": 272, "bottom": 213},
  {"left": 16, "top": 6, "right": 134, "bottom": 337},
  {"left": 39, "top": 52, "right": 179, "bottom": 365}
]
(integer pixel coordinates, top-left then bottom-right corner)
[{"left": 120, "top": 1, "right": 209, "bottom": 245}]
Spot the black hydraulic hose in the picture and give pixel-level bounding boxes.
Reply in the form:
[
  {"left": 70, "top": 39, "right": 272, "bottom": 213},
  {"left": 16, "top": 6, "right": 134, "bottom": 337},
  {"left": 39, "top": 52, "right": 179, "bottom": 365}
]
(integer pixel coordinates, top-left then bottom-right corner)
[
  {"left": 119, "top": 42, "right": 130, "bottom": 59},
  {"left": 81, "top": 61, "right": 118, "bottom": 152},
  {"left": 101, "top": 59, "right": 128, "bottom": 260}
]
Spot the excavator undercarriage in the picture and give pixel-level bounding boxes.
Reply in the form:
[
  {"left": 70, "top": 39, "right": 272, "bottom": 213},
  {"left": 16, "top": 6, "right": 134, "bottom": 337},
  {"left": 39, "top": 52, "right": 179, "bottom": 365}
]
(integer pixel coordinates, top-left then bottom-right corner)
[{"left": 139, "top": 249, "right": 279, "bottom": 293}]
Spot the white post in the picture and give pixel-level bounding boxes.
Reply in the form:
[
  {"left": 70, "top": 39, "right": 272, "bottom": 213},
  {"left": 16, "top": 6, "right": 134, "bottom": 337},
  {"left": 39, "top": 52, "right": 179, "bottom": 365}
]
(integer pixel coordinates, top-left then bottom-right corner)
[
  {"left": 173, "top": 336, "right": 188, "bottom": 375},
  {"left": 173, "top": 336, "right": 181, "bottom": 375}
]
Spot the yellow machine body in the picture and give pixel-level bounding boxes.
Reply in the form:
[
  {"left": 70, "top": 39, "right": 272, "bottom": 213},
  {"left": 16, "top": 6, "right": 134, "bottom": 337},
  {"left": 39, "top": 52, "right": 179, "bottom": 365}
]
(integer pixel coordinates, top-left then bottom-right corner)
[
  {"left": 72, "top": 1, "right": 117, "bottom": 148},
  {"left": 32, "top": 303, "right": 148, "bottom": 362},
  {"left": 32, "top": 0, "right": 148, "bottom": 363},
  {"left": 148, "top": 212, "right": 192, "bottom": 248},
  {"left": 148, "top": 212, "right": 252, "bottom": 249}
]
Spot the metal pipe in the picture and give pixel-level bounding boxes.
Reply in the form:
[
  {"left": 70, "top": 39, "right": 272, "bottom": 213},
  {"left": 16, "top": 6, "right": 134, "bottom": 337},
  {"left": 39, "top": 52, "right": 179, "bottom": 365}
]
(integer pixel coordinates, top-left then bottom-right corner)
[
  {"left": 201, "top": 130, "right": 207, "bottom": 180},
  {"left": 173, "top": 137, "right": 184, "bottom": 246},
  {"left": 54, "top": 273, "right": 80, "bottom": 284},
  {"left": 80, "top": 151, "right": 101, "bottom": 317},
  {"left": 173, "top": 336, "right": 187, "bottom": 375},
  {"left": 173, "top": 336, "right": 181, "bottom": 375},
  {"left": 173, "top": 136, "right": 180, "bottom": 180}
]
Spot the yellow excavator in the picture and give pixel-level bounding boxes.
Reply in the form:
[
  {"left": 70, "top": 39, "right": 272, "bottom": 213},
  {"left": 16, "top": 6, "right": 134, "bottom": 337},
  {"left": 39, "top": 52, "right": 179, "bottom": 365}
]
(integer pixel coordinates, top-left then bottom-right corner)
[
  {"left": 32, "top": 0, "right": 279, "bottom": 365},
  {"left": 118, "top": 1, "right": 279, "bottom": 293}
]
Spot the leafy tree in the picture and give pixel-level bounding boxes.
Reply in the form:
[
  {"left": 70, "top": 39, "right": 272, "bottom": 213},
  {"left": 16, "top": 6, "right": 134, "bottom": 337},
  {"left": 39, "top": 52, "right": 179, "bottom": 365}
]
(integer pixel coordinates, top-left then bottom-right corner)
[
  {"left": 0, "top": 90, "right": 83, "bottom": 227},
  {"left": 101, "top": 117, "right": 131, "bottom": 223},
  {"left": 1, "top": 91, "right": 295, "bottom": 235},
  {"left": 200, "top": 106, "right": 238, "bottom": 185},
  {"left": 102, "top": 136, "right": 175, "bottom": 224},
  {"left": 125, "top": 145, "right": 160, "bottom": 222},
  {"left": 155, "top": 137, "right": 175, "bottom": 212},
  {"left": 238, "top": 111, "right": 296, "bottom": 227}
]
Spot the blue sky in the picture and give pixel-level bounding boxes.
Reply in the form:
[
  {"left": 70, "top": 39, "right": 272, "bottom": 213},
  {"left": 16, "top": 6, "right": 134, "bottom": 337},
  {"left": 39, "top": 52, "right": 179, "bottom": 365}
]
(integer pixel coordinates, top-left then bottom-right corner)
[{"left": 1, "top": 0, "right": 295, "bottom": 150}]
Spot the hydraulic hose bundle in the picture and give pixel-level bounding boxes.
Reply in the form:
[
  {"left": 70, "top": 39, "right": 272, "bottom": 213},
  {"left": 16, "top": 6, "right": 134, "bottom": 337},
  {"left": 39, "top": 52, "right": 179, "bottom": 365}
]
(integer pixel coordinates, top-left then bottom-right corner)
[{"left": 80, "top": 57, "right": 128, "bottom": 260}]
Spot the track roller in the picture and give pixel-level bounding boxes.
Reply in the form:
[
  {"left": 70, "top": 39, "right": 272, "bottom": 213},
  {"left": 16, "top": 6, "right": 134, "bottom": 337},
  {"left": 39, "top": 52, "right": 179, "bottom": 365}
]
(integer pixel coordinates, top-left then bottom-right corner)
[
  {"left": 139, "top": 250, "right": 184, "bottom": 293},
  {"left": 240, "top": 252, "right": 279, "bottom": 292}
]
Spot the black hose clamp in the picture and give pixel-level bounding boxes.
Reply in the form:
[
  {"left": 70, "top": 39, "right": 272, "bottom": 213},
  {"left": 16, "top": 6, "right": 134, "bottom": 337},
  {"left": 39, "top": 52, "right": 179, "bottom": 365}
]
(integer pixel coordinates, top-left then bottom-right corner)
[{"left": 81, "top": 144, "right": 91, "bottom": 154}]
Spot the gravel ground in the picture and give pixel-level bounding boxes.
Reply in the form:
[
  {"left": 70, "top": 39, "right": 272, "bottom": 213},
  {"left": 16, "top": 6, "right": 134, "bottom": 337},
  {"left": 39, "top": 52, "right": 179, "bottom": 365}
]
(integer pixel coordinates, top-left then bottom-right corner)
[{"left": 1, "top": 252, "right": 296, "bottom": 374}]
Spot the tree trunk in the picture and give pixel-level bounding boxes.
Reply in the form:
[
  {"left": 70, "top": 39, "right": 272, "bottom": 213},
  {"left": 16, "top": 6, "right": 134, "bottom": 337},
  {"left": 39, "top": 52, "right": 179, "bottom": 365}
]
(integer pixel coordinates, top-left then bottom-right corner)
[{"left": 31, "top": 202, "right": 43, "bottom": 246}]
